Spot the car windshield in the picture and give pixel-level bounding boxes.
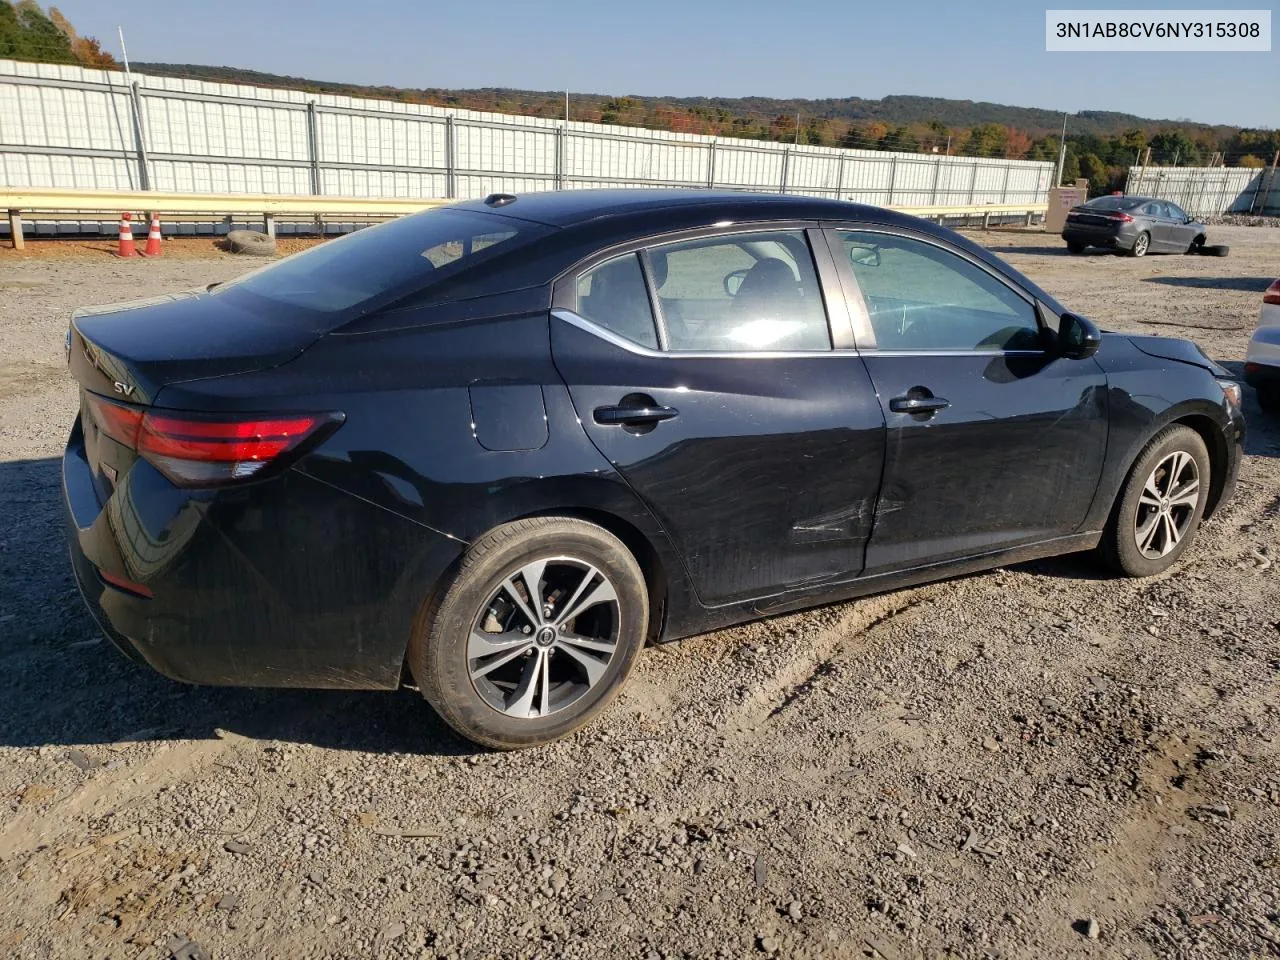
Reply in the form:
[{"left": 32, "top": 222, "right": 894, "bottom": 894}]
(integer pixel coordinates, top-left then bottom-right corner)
[
  {"left": 214, "top": 208, "right": 551, "bottom": 313},
  {"left": 1083, "top": 196, "right": 1142, "bottom": 211}
]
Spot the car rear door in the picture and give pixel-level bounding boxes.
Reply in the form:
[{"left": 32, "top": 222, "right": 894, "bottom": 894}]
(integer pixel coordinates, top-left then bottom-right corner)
[
  {"left": 550, "top": 225, "right": 886, "bottom": 607},
  {"left": 1147, "top": 202, "right": 1183, "bottom": 251},
  {"left": 825, "top": 225, "right": 1109, "bottom": 575}
]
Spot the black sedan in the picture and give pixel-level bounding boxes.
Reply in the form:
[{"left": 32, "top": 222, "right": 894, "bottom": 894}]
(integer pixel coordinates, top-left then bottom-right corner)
[
  {"left": 1062, "top": 194, "right": 1207, "bottom": 257},
  {"left": 64, "top": 190, "right": 1244, "bottom": 748}
]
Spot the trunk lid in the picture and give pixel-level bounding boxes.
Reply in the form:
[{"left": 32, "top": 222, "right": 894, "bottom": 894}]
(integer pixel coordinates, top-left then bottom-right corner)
[
  {"left": 69, "top": 288, "right": 331, "bottom": 405},
  {"left": 1066, "top": 207, "right": 1120, "bottom": 228}
]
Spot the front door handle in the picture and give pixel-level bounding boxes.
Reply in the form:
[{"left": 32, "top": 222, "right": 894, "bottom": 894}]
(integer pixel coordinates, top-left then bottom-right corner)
[
  {"left": 889, "top": 395, "right": 950, "bottom": 414},
  {"left": 593, "top": 403, "right": 680, "bottom": 427}
]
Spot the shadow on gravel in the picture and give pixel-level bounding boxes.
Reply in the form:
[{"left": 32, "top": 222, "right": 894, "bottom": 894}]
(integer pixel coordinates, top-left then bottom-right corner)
[
  {"left": 1143, "top": 276, "right": 1274, "bottom": 292},
  {"left": 0, "top": 456, "right": 479, "bottom": 758},
  {"left": 984, "top": 245, "right": 1130, "bottom": 258}
]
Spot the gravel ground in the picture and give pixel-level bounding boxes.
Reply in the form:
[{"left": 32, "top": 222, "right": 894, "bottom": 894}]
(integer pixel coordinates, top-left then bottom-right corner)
[{"left": 1, "top": 227, "right": 1279, "bottom": 960}]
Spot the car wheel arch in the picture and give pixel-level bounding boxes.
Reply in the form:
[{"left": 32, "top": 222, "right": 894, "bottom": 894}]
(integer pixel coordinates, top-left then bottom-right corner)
[
  {"left": 519, "top": 506, "right": 670, "bottom": 643},
  {"left": 1105, "top": 405, "right": 1232, "bottom": 526},
  {"left": 1170, "top": 413, "right": 1230, "bottom": 519}
]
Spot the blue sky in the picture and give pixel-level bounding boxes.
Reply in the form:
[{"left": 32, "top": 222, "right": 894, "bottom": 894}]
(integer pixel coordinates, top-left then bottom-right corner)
[{"left": 49, "top": 0, "right": 1278, "bottom": 127}]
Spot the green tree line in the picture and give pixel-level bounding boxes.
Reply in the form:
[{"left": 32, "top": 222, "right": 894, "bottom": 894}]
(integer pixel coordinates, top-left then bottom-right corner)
[{"left": 0, "top": 0, "right": 116, "bottom": 67}]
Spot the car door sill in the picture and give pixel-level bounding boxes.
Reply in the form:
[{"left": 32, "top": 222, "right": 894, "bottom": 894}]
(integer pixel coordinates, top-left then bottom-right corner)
[{"left": 749, "top": 531, "right": 1103, "bottom": 617}]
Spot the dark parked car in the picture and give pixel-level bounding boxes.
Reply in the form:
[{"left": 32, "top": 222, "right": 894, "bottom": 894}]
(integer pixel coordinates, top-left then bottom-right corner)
[
  {"left": 1062, "top": 195, "right": 1207, "bottom": 257},
  {"left": 64, "top": 190, "right": 1244, "bottom": 748}
]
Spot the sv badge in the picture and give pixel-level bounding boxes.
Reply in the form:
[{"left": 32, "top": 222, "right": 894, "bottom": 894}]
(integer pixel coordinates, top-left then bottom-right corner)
[{"left": 112, "top": 381, "right": 135, "bottom": 397}]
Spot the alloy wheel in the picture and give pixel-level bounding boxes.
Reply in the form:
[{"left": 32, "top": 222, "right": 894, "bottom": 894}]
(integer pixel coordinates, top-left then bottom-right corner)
[
  {"left": 467, "top": 557, "right": 621, "bottom": 719},
  {"left": 1133, "top": 450, "right": 1200, "bottom": 559},
  {"left": 1133, "top": 233, "right": 1149, "bottom": 256}
]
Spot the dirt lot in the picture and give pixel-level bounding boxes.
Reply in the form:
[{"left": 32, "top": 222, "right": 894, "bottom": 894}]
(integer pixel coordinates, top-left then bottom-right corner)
[{"left": 1, "top": 227, "right": 1279, "bottom": 960}]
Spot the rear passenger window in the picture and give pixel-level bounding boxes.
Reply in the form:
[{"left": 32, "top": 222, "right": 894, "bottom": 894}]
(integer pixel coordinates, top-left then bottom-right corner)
[
  {"left": 574, "top": 254, "right": 659, "bottom": 349},
  {"left": 648, "top": 231, "right": 830, "bottom": 352}
]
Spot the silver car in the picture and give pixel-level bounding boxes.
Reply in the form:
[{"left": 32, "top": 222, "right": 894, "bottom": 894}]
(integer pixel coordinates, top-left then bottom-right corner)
[
  {"left": 1245, "top": 279, "right": 1280, "bottom": 412},
  {"left": 1062, "top": 195, "right": 1208, "bottom": 257}
]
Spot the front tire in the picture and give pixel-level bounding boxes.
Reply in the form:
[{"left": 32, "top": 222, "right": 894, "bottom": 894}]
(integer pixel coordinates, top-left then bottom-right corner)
[
  {"left": 1129, "top": 232, "right": 1150, "bottom": 257},
  {"left": 409, "top": 518, "right": 649, "bottom": 749},
  {"left": 1099, "top": 424, "right": 1210, "bottom": 577}
]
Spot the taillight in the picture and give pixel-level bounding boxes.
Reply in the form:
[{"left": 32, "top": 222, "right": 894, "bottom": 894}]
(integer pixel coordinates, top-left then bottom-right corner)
[
  {"left": 1107, "top": 212, "right": 1135, "bottom": 222},
  {"left": 84, "top": 393, "right": 341, "bottom": 486},
  {"left": 1265, "top": 280, "right": 1280, "bottom": 306}
]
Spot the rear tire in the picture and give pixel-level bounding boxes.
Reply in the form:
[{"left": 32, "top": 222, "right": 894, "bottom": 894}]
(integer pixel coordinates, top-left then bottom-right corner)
[
  {"left": 1129, "top": 232, "right": 1150, "bottom": 257},
  {"left": 408, "top": 518, "right": 648, "bottom": 750},
  {"left": 225, "top": 229, "right": 276, "bottom": 257},
  {"left": 1066, "top": 242, "right": 1086, "bottom": 254},
  {"left": 1098, "top": 424, "right": 1210, "bottom": 578}
]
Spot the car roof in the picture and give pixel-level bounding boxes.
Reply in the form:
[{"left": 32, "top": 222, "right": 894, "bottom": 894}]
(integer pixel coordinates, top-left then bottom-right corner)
[{"left": 450, "top": 188, "right": 936, "bottom": 232}]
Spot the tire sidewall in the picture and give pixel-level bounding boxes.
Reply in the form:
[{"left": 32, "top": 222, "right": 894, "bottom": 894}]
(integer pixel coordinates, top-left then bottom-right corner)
[
  {"left": 1108, "top": 425, "right": 1210, "bottom": 577},
  {"left": 414, "top": 521, "right": 648, "bottom": 749},
  {"left": 1131, "top": 232, "right": 1149, "bottom": 257}
]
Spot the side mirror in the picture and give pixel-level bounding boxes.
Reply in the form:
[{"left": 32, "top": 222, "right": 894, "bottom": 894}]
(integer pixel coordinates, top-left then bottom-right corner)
[
  {"left": 1185, "top": 216, "right": 1195, "bottom": 224},
  {"left": 849, "top": 244, "right": 881, "bottom": 268},
  {"left": 1057, "top": 312, "right": 1101, "bottom": 360},
  {"left": 724, "top": 268, "right": 749, "bottom": 297}
]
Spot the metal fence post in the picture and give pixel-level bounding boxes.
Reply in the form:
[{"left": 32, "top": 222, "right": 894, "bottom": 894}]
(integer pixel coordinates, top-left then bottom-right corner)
[
  {"left": 305, "top": 102, "right": 321, "bottom": 196},
  {"left": 967, "top": 163, "right": 978, "bottom": 204},
  {"left": 834, "top": 153, "right": 845, "bottom": 201},
  {"left": 444, "top": 116, "right": 456, "bottom": 199},
  {"left": 929, "top": 158, "right": 942, "bottom": 205},
  {"left": 887, "top": 156, "right": 898, "bottom": 205},
  {"left": 706, "top": 139, "right": 716, "bottom": 188},
  {"left": 779, "top": 147, "right": 790, "bottom": 194},
  {"left": 129, "top": 82, "right": 151, "bottom": 191},
  {"left": 1000, "top": 164, "right": 1011, "bottom": 203},
  {"left": 556, "top": 124, "right": 565, "bottom": 190}
]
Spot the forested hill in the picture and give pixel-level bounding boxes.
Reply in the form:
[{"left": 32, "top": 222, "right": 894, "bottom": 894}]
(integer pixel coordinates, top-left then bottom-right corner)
[{"left": 134, "top": 62, "right": 1233, "bottom": 143}]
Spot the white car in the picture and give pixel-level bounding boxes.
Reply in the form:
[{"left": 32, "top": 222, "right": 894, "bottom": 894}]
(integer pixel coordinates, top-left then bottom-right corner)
[{"left": 1246, "top": 279, "right": 1280, "bottom": 412}]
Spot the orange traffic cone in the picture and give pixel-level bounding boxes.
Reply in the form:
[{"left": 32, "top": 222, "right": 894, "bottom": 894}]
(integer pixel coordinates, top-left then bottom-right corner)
[
  {"left": 116, "top": 212, "right": 137, "bottom": 258},
  {"left": 142, "top": 215, "right": 162, "bottom": 257}
]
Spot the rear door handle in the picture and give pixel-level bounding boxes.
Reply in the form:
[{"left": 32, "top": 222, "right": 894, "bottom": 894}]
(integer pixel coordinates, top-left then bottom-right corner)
[
  {"left": 889, "top": 395, "right": 950, "bottom": 414},
  {"left": 593, "top": 404, "right": 679, "bottom": 426}
]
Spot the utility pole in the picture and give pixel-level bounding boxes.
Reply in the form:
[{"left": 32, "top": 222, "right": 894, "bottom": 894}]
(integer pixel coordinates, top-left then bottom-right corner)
[
  {"left": 564, "top": 90, "right": 569, "bottom": 123},
  {"left": 945, "top": 134, "right": 951, "bottom": 156},
  {"left": 795, "top": 112, "right": 800, "bottom": 146},
  {"left": 117, "top": 25, "right": 132, "bottom": 75},
  {"left": 1054, "top": 112, "right": 1068, "bottom": 186}
]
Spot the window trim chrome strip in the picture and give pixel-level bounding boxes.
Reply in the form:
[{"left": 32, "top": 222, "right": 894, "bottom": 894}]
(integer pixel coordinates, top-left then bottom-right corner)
[
  {"left": 552, "top": 309, "right": 1052, "bottom": 361},
  {"left": 551, "top": 309, "right": 859, "bottom": 360}
]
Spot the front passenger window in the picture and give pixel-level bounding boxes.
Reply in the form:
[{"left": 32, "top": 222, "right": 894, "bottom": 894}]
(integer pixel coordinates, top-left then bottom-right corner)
[{"left": 836, "top": 230, "right": 1043, "bottom": 352}]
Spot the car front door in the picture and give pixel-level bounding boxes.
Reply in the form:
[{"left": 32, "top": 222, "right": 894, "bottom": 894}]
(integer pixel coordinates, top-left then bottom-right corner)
[
  {"left": 1164, "top": 201, "right": 1196, "bottom": 250},
  {"left": 550, "top": 226, "right": 885, "bottom": 607},
  {"left": 826, "top": 226, "right": 1109, "bottom": 575}
]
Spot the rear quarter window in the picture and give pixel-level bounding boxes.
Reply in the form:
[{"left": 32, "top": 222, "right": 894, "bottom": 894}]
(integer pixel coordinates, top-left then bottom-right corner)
[{"left": 215, "top": 209, "right": 551, "bottom": 314}]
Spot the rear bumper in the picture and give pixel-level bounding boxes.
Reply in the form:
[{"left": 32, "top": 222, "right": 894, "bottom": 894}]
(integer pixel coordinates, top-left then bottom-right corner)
[
  {"left": 63, "top": 422, "right": 462, "bottom": 690},
  {"left": 1245, "top": 319, "right": 1280, "bottom": 383},
  {"left": 1062, "top": 223, "right": 1138, "bottom": 250}
]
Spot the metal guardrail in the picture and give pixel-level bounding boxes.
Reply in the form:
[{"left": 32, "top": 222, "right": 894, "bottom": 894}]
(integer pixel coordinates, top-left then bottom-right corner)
[
  {"left": 2, "top": 188, "right": 451, "bottom": 248},
  {"left": 1, "top": 187, "right": 1047, "bottom": 249}
]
